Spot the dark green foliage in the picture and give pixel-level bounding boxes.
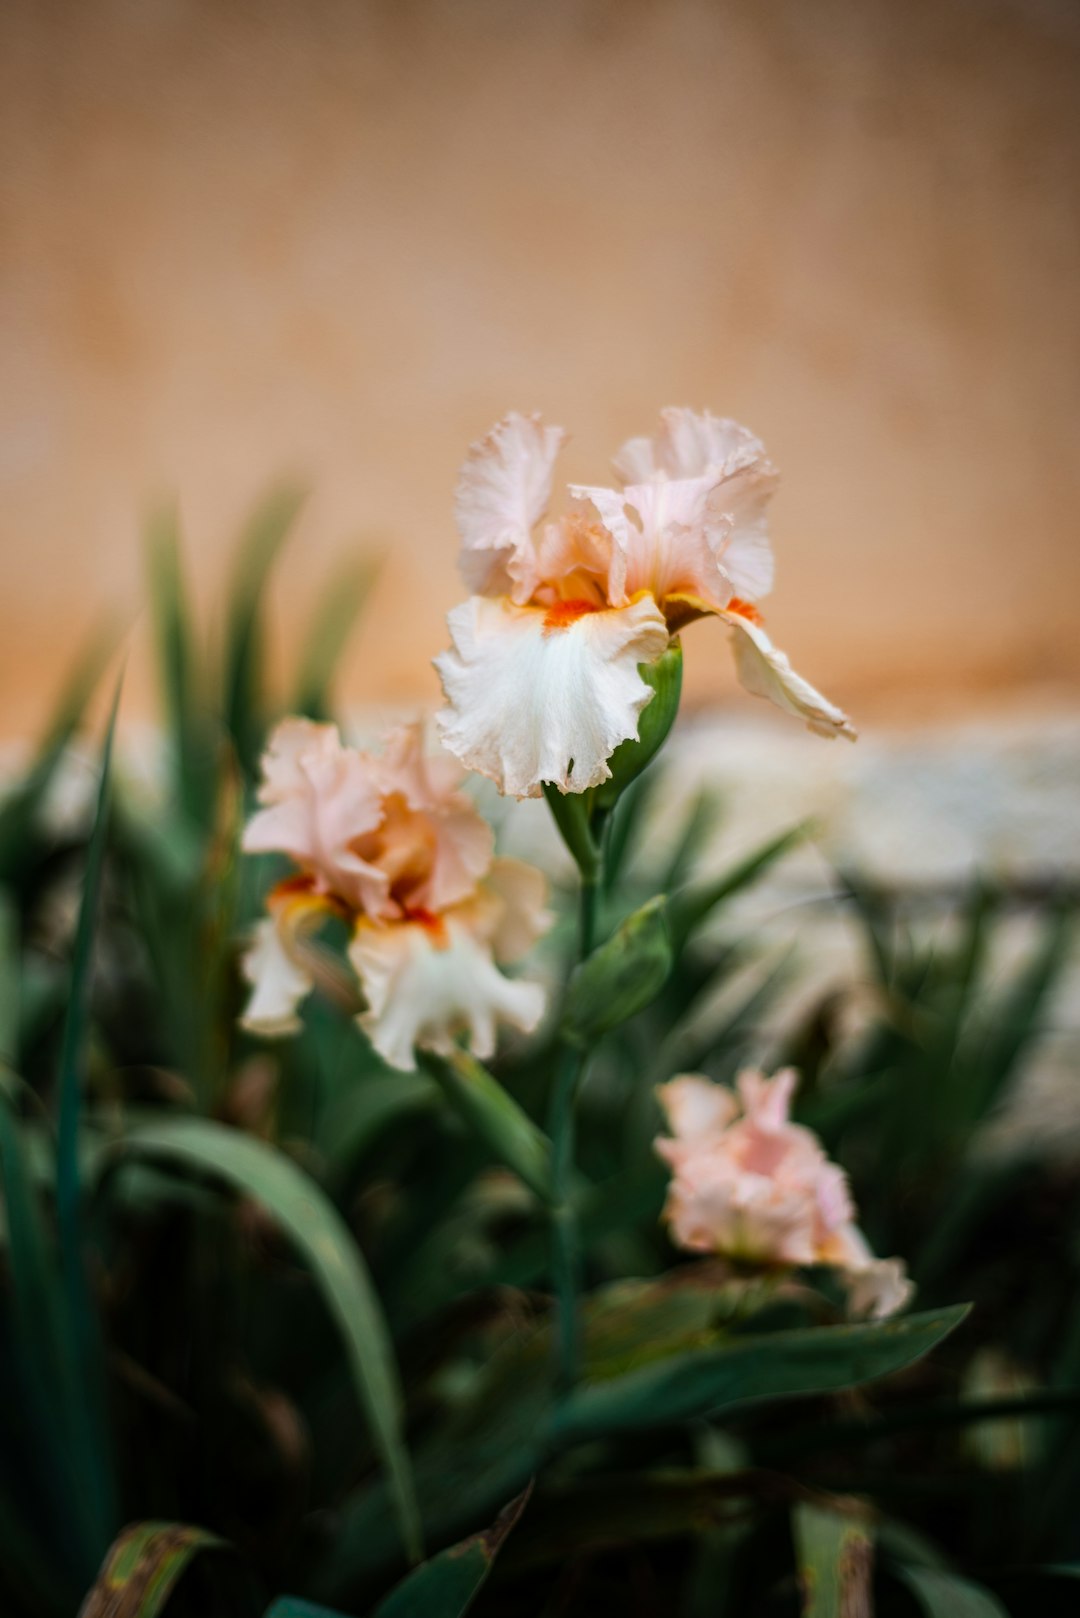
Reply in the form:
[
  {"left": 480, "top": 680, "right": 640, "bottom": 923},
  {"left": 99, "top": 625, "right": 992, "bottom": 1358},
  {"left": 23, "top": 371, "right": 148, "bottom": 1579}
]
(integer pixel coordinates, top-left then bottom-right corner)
[{"left": 0, "top": 498, "right": 1074, "bottom": 1618}]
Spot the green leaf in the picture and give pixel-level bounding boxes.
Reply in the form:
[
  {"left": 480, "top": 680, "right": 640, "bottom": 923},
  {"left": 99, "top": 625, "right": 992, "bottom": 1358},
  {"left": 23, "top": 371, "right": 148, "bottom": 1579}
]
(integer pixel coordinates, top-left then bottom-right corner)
[
  {"left": 222, "top": 483, "right": 307, "bottom": 778},
  {"left": 104, "top": 1115, "right": 421, "bottom": 1563},
  {"left": 294, "top": 555, "right": 379, "bottom": 719},
  {"left": 146, "top": 502, "right": 217, "bottom": 828},
  {"left": 55, "top": 681, "right": 122, "bottom": 1553},
  {"left": 0, "top": 888, "right": 19, "bottom": 1065},
  {"left": 792, "top": 1499, "right": 874, "bottom": 1617},
  {"left": 264, "top": 1601, "right": 353, "bottom": 1618},
  {"left": 0, "top": 621, "right": 116, "bottom": 882},
  {"left": 371, "top": 1486, "right": 532, "bottom": 1618},
  {"left": 667, "top": 821, "right": 813, "bottom": 952},
  {"left": 562, "top": 895, "right": 673, "bottom": 1047},
  {"left": 894, "top": 1564, "right": 1009, "bottom": 1617},
  {"left": 422, "top": 1051, "right": 554, "bottom": 1203},
  {"left": 80, "top": 1522, "right": 229, "bottom": 1618},
  {"left": 550, "top": 1306, "right": 970, "bottom": 1445}
]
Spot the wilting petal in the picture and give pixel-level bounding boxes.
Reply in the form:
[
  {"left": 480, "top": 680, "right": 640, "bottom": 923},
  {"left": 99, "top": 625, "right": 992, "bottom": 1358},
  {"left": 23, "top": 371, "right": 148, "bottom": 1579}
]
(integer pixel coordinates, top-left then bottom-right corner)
[
  {"left": 656, "top": 1075, "right": 740, "bottom": 1144},
  {"left": 455, "top": 413, "right": 566, "bottom": 602},
  {"left": 349, "top": 911, "right": 546, "bottom": 1071},
  {"left": 846, "top": 1256, "right": 914, "bottom": 1320},
  {"left": 725, "top": 613, "right": 856, "bottom": 741},
  {"left": 435, "top": 594, "right": 670, "bottom": 798},
  {"left": 481, "top": 857, "right": 552, "bottom": 962},
  {"left": 240, "top": 917, "right": 315, "bottom": 1037}
]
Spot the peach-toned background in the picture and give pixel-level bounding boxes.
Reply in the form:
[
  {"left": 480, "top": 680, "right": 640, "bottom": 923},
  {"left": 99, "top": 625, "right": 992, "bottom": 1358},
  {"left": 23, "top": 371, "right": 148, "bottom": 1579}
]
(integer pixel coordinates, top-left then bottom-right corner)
[{"left": 2, "top": 0, "right": 1079, "bottom": 739}]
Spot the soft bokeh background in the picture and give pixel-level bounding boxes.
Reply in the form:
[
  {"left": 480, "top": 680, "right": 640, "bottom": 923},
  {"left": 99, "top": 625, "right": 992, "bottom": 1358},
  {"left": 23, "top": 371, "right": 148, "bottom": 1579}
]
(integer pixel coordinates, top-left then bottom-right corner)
[{"left": 2, "top": 0, "right": 1079, "bottom": 740}]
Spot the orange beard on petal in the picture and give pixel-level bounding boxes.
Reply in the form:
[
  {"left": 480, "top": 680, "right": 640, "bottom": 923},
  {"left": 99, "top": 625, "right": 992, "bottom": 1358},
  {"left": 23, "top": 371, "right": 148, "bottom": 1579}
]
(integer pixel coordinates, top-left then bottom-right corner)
[
  {"left": 404, "top": 907, "right": 451, "bottom": 948},
  {"left": 725, "top": 597, "right": 765, "bottom": 625},
  {"left": 541, "top": 598, "right": 601, "bottom": 635}
]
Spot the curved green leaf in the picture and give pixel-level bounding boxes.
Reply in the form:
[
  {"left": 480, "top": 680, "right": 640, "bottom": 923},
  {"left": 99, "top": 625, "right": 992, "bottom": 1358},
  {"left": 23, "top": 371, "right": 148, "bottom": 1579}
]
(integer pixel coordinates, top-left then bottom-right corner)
[
  {"left": 895, "top": 1564, "right": 1009, "bottom": 1617},
  {"left": 562, "top": 895, "right": 672, "bottom": 1047},
  {"left": 666, "top": 821, "right": 813, "bottom": 951},
  {"left": 372, "top": 1486, "right": 531, "bottom": 1618},
  {"left": 793, "top": 1499, "right": 874, "bottom": 1617},
  {"left": 550, "top": 1306, "right": 970, "bottom": 1445},
  {"left": 103, "top": 1116, "right": 421, "bottom": 1563},
  {"left": 79, "top": 1522, "right": 228, "bottom": 1618},
  {"left": 422, "top": 1051, "right": 553, "bottom": 1203}
]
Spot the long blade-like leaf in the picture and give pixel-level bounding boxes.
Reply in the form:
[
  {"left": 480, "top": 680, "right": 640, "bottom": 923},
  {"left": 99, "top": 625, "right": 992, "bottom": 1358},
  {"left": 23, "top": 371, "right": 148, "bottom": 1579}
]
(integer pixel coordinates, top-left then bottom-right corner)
[
  {"left": 294, "top": 555, "right": 379, "bottom": 720},
  {"left": 55, "top": 680, "right": 123, "bottom": 1553},
  {"left": 222, "top": 484, "right": 306, "bottom": 778},
  {"left": 422, "top": 1052, "right": 553, "bottom": 1204},
  {"left": 550, "top": 1306, "right": 970, "bottom": 1445},
  {"left": 792, "top": 1499, "right": 874, "bottom": 1617},
  {"left": 371, "top": 1487, "right": 531, "bottom": 1618},
  {"left": 894, "top": 1564, "right": 1009, "bottom": 1617},
  {"left": 79, "top": 1521, "right": 228, "bottom": 1618},
  {"left": 106, "top": 1116, "right": 421, "bottom": 1562}
]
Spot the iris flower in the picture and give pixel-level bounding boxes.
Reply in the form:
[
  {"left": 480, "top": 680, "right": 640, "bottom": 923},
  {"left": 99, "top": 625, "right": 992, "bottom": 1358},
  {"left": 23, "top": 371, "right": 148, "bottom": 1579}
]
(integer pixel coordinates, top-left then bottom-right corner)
[
  {"left": 240, "top": 718, "right": 549, "bottom": 1070},
  {"left": 656, "top": 1069, "right": 911, "bottom": 1319},
  {"left": 436, "top": 408, "right": 855, "bottom": 799}
]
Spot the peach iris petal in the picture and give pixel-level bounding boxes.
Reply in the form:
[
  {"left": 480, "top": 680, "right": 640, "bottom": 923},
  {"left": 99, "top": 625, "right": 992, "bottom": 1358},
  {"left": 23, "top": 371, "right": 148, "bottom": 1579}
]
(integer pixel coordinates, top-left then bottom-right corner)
[
  {"left": 723, "top": 611, "right": 857, "bottom": 741},
  {"left": 454, "top": 411, "right": 566, "bottom": 603},
  {"left": 655, "top": 1068, "right": 911, "bottom": 1315},
  {"left": 241, "top": 719, "right": 550, "bottom": 1066}
]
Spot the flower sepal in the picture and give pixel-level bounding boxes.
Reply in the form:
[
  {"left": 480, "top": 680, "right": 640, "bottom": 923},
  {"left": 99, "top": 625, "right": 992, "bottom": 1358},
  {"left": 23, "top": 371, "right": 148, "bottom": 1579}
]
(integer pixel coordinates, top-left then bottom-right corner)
[{"left": 590, "top": 638, "right": 683, "bottom": 811}]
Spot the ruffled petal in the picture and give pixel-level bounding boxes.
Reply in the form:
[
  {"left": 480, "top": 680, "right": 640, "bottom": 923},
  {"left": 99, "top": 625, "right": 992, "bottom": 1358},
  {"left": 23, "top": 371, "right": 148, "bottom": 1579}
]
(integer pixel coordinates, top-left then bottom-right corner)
[
  {"left": 349, "top": 911, "right": 546, "bottom": 1071},
  {"left": 609, "top": 410, "right": 777, "bottom": 604},
  {"left": 242, "top": 717, "right": 389, "bottom": 912},
  {"left": 455, "top": 413, "right": 566, "bottom": 603},
  {"left": 435, "top": 594, "right": 670, "bottom": 798},
  {"left": 240, "top": 914, "right": 316, "bottom": 1037},
  {"left": 656, "top": 1074, "right": 740, "bottom": 1143},
  {"left": 846, "top": 1257, "right": 914, "bottom": 1320},
  {"left": 724, "top": 613, "right": 857, "bottom": 741},
  {"left": 371, "top": 721, "right": 494, "bottom": 912},
  {"left": 613, "top": 408, "right": 767, "bottom": 484},
  {"left": 481, "top": 856, "right": 552, "bottom": 963}
]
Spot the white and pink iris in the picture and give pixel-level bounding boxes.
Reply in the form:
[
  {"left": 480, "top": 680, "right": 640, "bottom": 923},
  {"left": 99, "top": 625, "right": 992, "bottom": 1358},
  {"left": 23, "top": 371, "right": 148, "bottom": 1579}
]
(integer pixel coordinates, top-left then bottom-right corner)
[
  {"left": 436, "top": 408, "right": 855, "bottom": 800},
  {"left": 239, "top": 718, "right": 550, "bottom": 1071},
  {"left": 655, "top": 1068, "right": 911, "bottom": 1319}
]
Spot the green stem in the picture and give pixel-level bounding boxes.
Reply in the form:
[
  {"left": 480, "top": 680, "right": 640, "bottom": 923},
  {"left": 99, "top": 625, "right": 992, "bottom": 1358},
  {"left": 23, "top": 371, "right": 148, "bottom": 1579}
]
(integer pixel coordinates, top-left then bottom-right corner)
[
  {"left": 549, "top": 845, "right": 605, "bottom": 1390},
  {"left": 549, "top": 1041, "right": 585, "bottom": 1389}
]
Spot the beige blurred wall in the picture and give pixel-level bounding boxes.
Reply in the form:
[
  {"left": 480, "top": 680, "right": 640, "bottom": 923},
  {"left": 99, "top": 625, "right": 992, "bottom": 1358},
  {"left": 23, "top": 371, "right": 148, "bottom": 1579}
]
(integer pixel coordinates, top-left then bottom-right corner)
[{"left": 1, "top": 0, "right": 1079, "bottom": 739}]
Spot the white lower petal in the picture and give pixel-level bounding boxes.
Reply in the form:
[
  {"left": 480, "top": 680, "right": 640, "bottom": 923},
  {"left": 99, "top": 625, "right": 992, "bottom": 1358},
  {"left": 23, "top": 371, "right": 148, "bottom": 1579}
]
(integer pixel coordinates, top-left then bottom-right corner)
[
  {"left": 349, "top": 913, "right": 546, "bottom": 1072},
  {"left": 725, "top": 614, "right": 856, "bottom": 741},
  {"left": 435, "top": 595, "right": 670, "bottom": 798},
  {"left": 240, "top": 917, "right": 314, "bottom": 1037}
]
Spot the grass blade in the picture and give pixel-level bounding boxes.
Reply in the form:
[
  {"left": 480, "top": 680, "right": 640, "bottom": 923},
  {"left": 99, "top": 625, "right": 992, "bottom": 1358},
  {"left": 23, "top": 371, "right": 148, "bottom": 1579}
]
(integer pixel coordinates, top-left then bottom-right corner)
[
  {"left": 371, "top": 1486, "right": 531, "bottom": 1618},
  {"left": 222, "top": 484, "right": 306, "bottom": 779},
  {"left": 667, "top": 822, "right": 813, "bottom": 952},
  {"left": 55, "top": 681, "right": 123, "bottom": 1554},
  {"left": 792, "top": 1498, "right": 874, "bottom": 1617},
  {"left": 107, "top": 1115, "right": 422, "bottom": 1563},
  {"left": 79, "top": 1522, "right": 230, "bottom": 1618},
  {"left": 294, "top": 555, "right": 379, "bottom": 720}
]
